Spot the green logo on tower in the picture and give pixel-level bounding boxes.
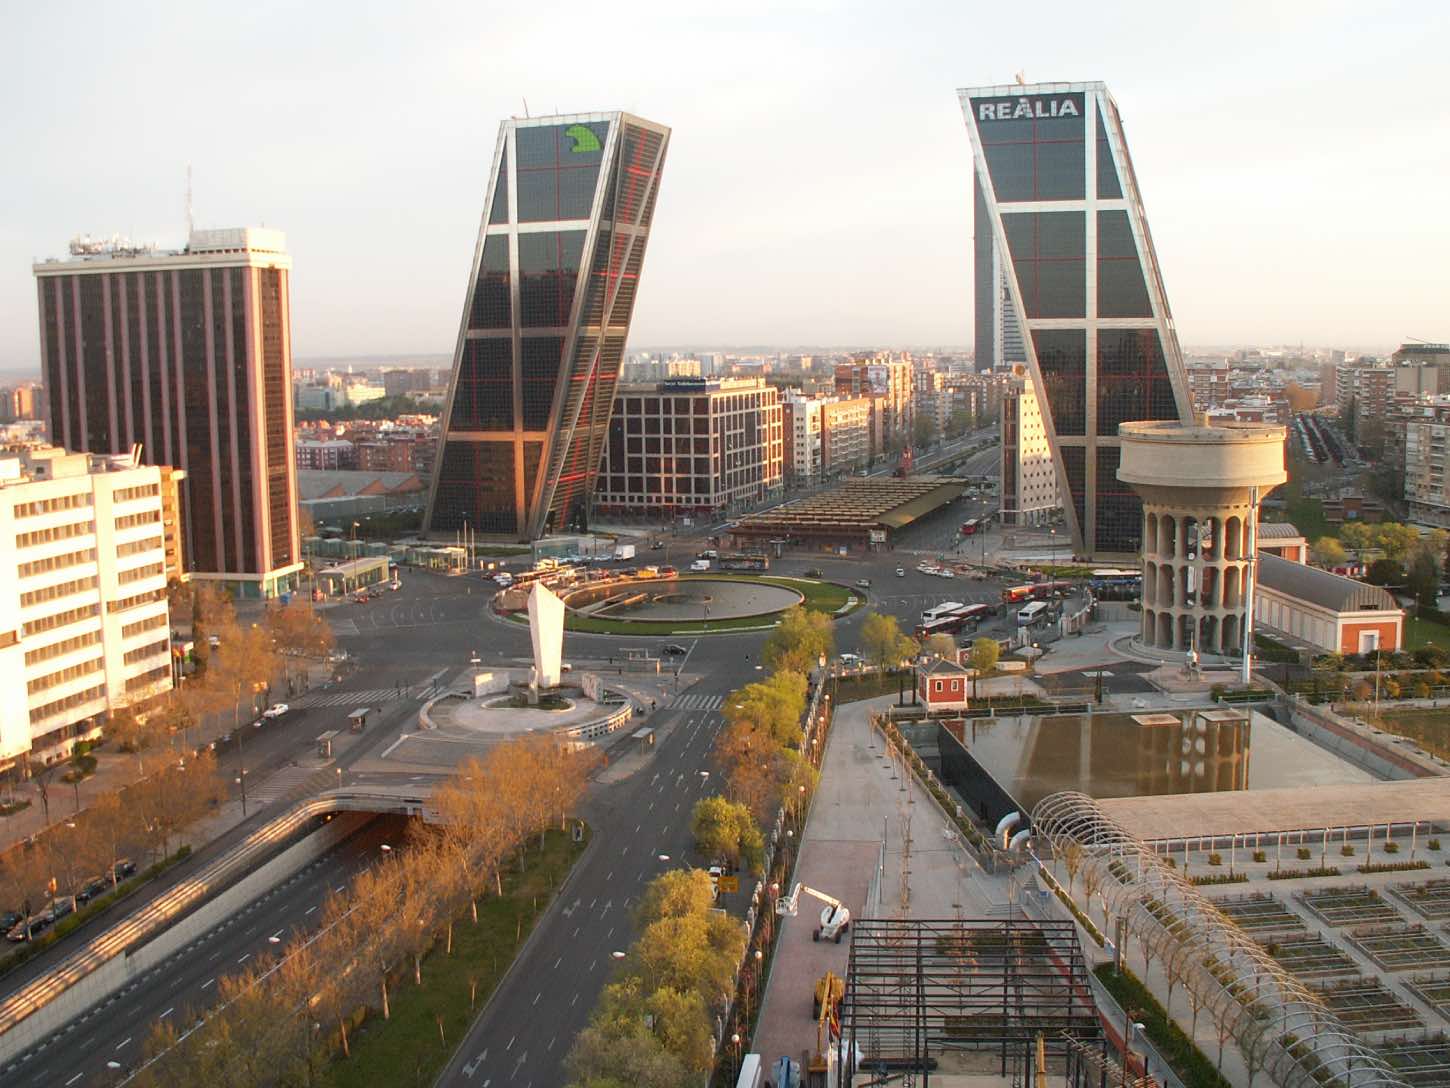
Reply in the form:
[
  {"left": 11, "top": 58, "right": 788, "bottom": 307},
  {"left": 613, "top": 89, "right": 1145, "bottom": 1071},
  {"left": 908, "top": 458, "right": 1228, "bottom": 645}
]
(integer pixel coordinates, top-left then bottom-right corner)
[{"left": 564, "top": 125, "right": 601, "bottom": 154}]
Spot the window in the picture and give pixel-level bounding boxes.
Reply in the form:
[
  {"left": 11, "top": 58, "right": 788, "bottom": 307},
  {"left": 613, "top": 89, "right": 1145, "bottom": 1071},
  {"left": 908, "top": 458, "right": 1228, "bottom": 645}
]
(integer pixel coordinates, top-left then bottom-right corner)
[
  {"left": 125, "top": 666, "right": 170, "bottom": 693},
  {"left": 118, "top": 562, "right": 164, "bottom": 585},
  {"left": 18, "top": 548, "right": 96, "bottom": 578},
  {"left": 113, "top": 483, "right": 160, "bottom": 503},
  {"left": 1096, "top": 211, "right": 1151, "bottom": 318},
  {"left": 975, "top": 92, "right": 1086, "bottom": 203},
  {"left": 107, "top": 587, "right": 165, "bottom": 614},
  {"left": 13, "top": 493, "right": 91, "bottom": 519},
  {"left": 30, "top": 684, "right": 105, "bottom": 725},
  {"left": 123, "top": 639, "right": 169, "bottom": 666},
  {"left": 16, "top": 520, "right": 94, "bottom": 549},
  {"left": 115, "top": 510, "right": 161, "bottom": 531},
  {"left": 1003, "top": 212, "right": 1085, "bottom": 319},
  {"left": 122, "top": 613, "right": 167, "bottom": 639},
  {"left": 21, "top": 576, "right": 97, "bottom": 608},
  {"left": 116, "top": 535, "right": 163, "bottom": 559},
  {"left": 24, "top": 603, "right": 99, "bottom": 637},
  {"left": 24, "top": 629, "right": 101, "bottom": 667},
  {"left": 28, "top": 656, "right": 104, "bottom": 695}
]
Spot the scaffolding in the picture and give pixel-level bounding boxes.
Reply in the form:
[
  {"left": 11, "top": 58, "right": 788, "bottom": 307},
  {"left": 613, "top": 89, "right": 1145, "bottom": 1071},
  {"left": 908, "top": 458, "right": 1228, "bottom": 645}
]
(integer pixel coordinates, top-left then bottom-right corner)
[{"left": 836, "top": 917, "right": 1103, "bottom": 1087}]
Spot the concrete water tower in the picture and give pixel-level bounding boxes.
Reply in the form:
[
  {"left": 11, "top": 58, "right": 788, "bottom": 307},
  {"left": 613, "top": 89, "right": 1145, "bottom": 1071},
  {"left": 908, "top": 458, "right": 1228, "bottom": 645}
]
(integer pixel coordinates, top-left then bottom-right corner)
[{"left": 1116, "top": 421, "right": 1286, "bottom": 673}]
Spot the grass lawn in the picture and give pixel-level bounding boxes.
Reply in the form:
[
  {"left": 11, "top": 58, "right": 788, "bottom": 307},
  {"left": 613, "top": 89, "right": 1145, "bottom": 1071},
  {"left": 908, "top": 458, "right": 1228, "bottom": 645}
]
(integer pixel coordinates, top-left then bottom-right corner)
[
  {"left": 1370, "top": 707, "right": 1450, "bottom": 762},
  {"left": 1404, "top": 613, "right": 1450, "bottom": 651},
  {"left": 540, "top": 574, "right": 861, "bottom": 635},
  {"left": 323, "top": 828, "right": 587, "bottom": 1088},
  {"left": 835, "top": 671, "right": 911, "bottom": 703}
]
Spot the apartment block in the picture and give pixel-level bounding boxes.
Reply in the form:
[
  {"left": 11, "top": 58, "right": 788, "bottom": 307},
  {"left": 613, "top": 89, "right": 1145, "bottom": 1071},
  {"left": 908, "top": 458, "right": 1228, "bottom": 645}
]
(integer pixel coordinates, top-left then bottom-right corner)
[
  {"left": 821, "top": 397, "right": 870, "bottom": 475},
  {"left": 0, "top": 446, "right": 172, "bottom": 770},
  {"left": 781, "top": 395, "right": 825, "bottom": 483}
]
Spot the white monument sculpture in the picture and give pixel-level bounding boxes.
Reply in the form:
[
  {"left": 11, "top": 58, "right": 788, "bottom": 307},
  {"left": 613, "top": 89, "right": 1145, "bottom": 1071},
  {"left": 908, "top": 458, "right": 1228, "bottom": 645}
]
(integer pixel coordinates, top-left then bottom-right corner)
[{"left": 527, "top": 581, "right": 565, "bottom": 689}]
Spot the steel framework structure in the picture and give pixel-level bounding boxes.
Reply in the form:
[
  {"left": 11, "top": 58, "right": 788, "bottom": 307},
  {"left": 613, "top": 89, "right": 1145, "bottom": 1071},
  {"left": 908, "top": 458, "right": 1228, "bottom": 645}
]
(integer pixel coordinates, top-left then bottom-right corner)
[
  {"left": 1032, "top": 790, "right": 1410, "bottom": 1088},
  {"left": 836, "top": 917, "right": 1103, "bottom": 1087}
]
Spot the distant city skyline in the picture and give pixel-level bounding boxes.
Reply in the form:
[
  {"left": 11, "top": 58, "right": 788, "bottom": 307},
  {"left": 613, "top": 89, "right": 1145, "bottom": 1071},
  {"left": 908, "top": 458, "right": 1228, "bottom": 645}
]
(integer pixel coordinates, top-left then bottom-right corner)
[{"left": 3, "top": 3, "right": 1446, "bottom": 369}]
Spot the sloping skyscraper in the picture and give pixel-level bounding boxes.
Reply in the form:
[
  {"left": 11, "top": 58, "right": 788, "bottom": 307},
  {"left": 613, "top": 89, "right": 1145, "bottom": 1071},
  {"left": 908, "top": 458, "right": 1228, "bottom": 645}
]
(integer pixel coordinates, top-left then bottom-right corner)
[
  {"left": 425, "top": 112, "right": 670, "bottom": 540},
  {"left": 960, "top": 82, "right": 1193, "bottom": 558}
]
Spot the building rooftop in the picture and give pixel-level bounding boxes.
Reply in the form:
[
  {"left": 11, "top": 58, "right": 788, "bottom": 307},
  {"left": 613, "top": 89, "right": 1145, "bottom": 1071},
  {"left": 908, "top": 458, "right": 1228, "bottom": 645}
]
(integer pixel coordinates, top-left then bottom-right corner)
[
  {"left": 296, "top": 469, "right": 425, "bottom": 500},
  {"left": 1256, "top": 552, "right": 1398, "bottom": 613},
  {"left": 1256, "top": 521, "right": 1304, "bottom": 540}
]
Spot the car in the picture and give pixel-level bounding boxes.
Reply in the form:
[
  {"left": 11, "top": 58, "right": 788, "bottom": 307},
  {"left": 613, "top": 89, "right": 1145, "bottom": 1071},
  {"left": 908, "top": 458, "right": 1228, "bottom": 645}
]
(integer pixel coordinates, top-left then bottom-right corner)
[
  {"left": 936, "top": 569, "right": 955, "bottom": 579},
  {"left": 77, "top": 877, "right": 109, "bottom": 904},
  {"left": 262, "top": 703, "right": 289, "bottom": 719},
  {"left": 48, "top": 898, "right": 73, "bottom": 922},
  {"left": 855, "top": 578, "right": 871, "bottom": 589},
  {"left": 0, "top": 911, "right": 21, "bottom": 933},
  {"left": 650, "top": 540, "right": 666, "bottom": 550},
  {"left": 662, "top": 644, "right": 688, "bottom": 656},
  {"left": 111, "top": 858, "right": 136, "bottom": 881},
  {"left": 659, "top": 565, "right": 678, "bottom": 576},
  {"left": 697, "top": 549, "right": 718, "bottom": 559},
  {"left": 804, "top": 568, "right": 823, "bottom": 578},
  {"left": 252, "top": 717, "right": 266, "bottom": 729},
  {"left": 469, "top": 650, "right": 482, "bottom": 665},
  {"left": 896, "top": 567, "right": 906, "bottom": 577},
  {"left": 494, "top": 572, "right": 514, "bottom": 587}
]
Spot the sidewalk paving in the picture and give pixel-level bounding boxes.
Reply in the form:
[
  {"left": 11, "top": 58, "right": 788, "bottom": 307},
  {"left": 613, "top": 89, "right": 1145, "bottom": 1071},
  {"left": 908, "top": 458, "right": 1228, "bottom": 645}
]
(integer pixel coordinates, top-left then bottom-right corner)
[
  {"left": 0, "top": 658, "right": 332, "bottom": 859},
  {"left": 749, "top": 693, "right": 1013, "bottom": 1071}
]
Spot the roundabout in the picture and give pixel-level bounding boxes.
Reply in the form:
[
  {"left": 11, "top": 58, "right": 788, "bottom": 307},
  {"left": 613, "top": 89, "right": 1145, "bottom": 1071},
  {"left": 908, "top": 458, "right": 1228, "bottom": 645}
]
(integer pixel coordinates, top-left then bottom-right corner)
[{"left": 562, "top": 577, "right": 803, "bottom": 622}]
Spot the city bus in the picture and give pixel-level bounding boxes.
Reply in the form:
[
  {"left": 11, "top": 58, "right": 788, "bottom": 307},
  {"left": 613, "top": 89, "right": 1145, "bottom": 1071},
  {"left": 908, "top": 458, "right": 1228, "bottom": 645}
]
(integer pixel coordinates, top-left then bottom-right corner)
[
  {"left": 1016, "top": 600, "right": 1050, "bottom": 627},
  {"left": 717, "top": 552, "right": 770, "bottom": 571},
  {"left": 913, "top": 603, "right": 994, "bottom": 639},
  {"left": 920, "top": 601, "right": 965, "bottom": 626},
  {"left": 1001, "top": 584, "right": 1035, "bottom": 605},
  {"left": 1090, "top": 568, "right": 1143, "bottom": 599}
]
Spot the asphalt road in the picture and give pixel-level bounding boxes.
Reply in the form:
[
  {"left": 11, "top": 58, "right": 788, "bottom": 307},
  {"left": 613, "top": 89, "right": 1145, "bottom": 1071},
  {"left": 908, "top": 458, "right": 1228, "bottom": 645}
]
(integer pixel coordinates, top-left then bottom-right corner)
[
  {"left": 6, "top": 815, "right": 406, "bottom": 1087},
  {"left": 0, "top": 445, "right": 1032, "bottom": 1088}
]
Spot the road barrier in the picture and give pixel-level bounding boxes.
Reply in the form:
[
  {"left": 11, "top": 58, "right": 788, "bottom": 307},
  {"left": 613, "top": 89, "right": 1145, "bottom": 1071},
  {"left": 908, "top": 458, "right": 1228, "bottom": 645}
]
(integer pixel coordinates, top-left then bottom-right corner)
[{"left": 0, "top": 789, "right": 425, "bottom": 1063}]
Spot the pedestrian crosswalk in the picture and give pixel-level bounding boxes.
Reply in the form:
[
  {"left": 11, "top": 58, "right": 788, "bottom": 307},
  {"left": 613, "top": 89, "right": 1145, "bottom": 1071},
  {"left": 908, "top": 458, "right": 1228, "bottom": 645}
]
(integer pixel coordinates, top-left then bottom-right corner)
[
  {"left": 293, "top": 686, "right": 409, "bottom": 709},
  {"left": 671, "top": 692, "right": 723, "bottom": 710},
  {"left": 244, "top": 763, "right": 333, "bottom": 807}
]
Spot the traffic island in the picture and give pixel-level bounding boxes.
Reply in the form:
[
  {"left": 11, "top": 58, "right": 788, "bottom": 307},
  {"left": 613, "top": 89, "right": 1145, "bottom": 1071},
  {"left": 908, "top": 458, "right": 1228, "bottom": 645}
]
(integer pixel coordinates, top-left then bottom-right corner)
[
  {"left": 325, "top": 827, "right": 588, "bottom": 1088},
  {"left": 499, "top": 574, "right": 861, "bottom": 636}
]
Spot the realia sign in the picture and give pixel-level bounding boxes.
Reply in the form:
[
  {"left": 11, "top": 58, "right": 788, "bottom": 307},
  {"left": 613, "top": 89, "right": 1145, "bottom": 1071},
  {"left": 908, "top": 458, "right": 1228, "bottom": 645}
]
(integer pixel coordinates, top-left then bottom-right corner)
[{"left": 974, "top": 94, "right": 1083, "bottom": 122}]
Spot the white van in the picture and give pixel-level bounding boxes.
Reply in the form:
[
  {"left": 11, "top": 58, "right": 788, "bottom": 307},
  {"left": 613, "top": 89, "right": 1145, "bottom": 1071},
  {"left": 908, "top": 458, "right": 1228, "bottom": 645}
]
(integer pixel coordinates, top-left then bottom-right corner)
[{"left": 690, "top": 559, "right": 711, "bottom": 572}]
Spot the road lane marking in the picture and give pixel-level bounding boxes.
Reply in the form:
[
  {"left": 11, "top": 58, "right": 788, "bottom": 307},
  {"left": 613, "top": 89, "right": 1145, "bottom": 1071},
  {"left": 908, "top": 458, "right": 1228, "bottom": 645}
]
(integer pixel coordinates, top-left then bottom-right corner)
[
  {"left": 115, "top": 1037, "right": 132, "bottom": 1051},
  {"left": 532, "top": 991, "right": 541, "bottom": 1006},
  {"left": 506, "top": 1035, "right": 515, "bottom": 1051},
  {"left": 305, "top": 906, "right": 316, "bottom": 915},
  {"left": 65, "top": 1074, "right": 83, "bottom": 1086},
  {"left": 553, "top": 956, "right": 561, "bottom": 970},
  {"left": 237, "top": 953, "right": 251, "bottom": 964},
  {"left": 571, "top": 992, "right": 578, "bottom": 1006},
  {"left": 202, "top": 978, "right": 215, "bottom": 989},
  {"left": 160, "top": 1007, "right": 174, "bottom": 1019}
]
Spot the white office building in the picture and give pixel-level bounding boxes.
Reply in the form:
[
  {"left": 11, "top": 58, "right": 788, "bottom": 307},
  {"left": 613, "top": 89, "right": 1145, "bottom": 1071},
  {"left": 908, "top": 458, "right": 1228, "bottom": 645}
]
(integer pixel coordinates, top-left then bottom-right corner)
[
  {"left": 0, "top": 446, "right": 172, "bottom": 771},
  {"left": 1000, "top": 364, "right": 1061, "bottom": 526}
]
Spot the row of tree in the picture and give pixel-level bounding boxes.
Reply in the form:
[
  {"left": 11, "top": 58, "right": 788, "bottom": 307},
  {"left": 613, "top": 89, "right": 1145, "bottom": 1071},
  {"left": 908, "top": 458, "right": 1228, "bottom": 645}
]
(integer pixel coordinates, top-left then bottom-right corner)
[
  {"left": 566, "top": 868, "right": 747, "bottom": 1088},
  {"left": 0, "top": 754, "right": 225, "bottom": 930},
  {"left": 135, "top": 734, "right": 591, "bottom": 1087},
  {"left": 1309, "top": 523, "right": 1448, "bottom": 607}
]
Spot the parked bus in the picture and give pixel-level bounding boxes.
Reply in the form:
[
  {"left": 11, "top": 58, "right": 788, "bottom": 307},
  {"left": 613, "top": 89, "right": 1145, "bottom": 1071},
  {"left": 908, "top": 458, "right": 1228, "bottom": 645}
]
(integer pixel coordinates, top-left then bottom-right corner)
[
  {"left": 921, "top": 601, "right": 965, "bottom": 626},
  {"left": 913, "top": 603, "right": 994, "bottom": 639},
  {"left": 718, "top": 552, "right": 770, "bottom": 571},
  {"left": 1001, "top": 584, "right": 1035, "bottom": 604},
  {"left": 1031, "top": 580, "right": 1074, "bottom": 601},
  {"left": 1016, "top": 600, "right": 1050, "bottom": 627},
  {"left": 1090, "top": 568, "right": 1142, "bottom": 600}
]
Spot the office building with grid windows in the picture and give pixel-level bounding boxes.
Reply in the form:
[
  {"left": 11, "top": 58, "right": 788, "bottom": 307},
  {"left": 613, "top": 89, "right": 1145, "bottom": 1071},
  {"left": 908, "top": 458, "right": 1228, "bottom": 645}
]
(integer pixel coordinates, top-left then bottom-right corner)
[
  {"left": 593, "top": 378, "right": 783, "bottom": 518},
  {"left": 960, "top": 82, "right": 1193, "bottom": 558},
  {"left": 425, "top": 112, "right": 670, "bottom": 541},
  {"left": 33, "top": 228, "right": 301, "bottom": 598}
]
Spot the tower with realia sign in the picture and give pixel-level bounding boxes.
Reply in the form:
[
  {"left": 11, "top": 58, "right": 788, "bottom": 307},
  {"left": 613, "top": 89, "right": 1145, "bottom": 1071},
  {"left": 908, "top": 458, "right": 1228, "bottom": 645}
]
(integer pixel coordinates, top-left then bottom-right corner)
[
  {"left": 960, "top": 82, "right": 1193, "bottom": 559},
  {"left": 425, "top": 112, "right": 670, "bottom": 540}
]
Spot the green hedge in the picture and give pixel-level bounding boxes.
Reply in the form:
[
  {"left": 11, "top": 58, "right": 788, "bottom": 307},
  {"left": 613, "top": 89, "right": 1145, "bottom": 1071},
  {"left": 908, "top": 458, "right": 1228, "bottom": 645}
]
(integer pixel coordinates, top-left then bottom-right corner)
[{"left": 1093, "top": 963, "right": 1231, "bottom": 1088}]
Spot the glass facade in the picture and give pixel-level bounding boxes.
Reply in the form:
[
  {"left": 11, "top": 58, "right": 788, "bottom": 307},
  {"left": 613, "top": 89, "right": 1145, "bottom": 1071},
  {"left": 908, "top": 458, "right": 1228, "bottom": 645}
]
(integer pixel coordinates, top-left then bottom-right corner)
[
  {"left": 962, "top": 82, "right": 1192, "bottom": 557},
  {"left": 428, "top": 113, "right": 669, "bottom": 540}
]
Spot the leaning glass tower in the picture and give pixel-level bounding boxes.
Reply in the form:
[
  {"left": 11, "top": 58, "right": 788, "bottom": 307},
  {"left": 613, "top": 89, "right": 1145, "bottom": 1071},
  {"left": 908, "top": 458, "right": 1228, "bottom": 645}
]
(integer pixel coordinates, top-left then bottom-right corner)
[
  {"left": 960, "top": 82, "right": 1193, "bottom": 559},
  {"left": 426, "top": 112, "right": 670, "bottom": 540}
]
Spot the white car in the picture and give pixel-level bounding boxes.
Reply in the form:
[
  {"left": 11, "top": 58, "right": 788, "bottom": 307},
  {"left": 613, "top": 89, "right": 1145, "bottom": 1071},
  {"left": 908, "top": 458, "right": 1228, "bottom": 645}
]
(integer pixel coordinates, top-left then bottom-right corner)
[
  {"left": 262, "top": 703, "right": 289, "bottom": 719},
  {"left": 896, "top": 567, "right": 906, "bottom": 577},
  {"left": 936, "top": 569, "right": 955, "bottom": 579},
  {"left": 494, "top": 572, "right": 514, "bottom": 587}
]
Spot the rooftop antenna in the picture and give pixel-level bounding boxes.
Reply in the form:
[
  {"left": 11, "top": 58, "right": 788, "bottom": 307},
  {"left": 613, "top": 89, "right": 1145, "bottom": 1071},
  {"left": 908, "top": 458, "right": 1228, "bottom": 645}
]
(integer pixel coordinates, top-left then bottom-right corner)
[
  {"left": 1014, "top": 71, "right": 1027, "bottom": 85},
  {"left": 522, "top": 97, "right": 530, "bottom": 118},
  {"left": 186, "top": 164, "right": 194, "bottom": 237}
]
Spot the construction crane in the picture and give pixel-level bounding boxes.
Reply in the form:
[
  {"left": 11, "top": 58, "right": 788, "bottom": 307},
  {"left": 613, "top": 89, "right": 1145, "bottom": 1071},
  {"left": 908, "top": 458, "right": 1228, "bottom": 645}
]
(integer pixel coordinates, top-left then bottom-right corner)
[{"left": 777, "top": 883, "right": 851, "bottom": 943}]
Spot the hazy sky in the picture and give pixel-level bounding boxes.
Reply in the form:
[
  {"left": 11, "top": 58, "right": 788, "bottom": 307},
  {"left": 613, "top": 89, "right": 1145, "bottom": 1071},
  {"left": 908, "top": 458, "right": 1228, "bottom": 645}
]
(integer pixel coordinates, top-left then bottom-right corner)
[{"left": 3, "top": 1, "right": 1446, "bottom": 370}]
